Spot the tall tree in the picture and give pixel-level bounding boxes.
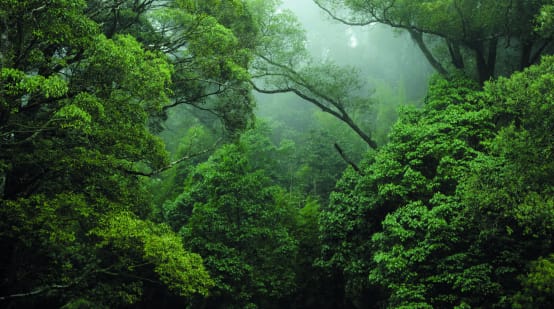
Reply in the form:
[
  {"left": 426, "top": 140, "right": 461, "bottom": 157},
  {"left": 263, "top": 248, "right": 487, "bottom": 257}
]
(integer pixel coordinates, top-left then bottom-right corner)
[
  {"left": 0, "top": 0, "right": 213, "bottom": 306},
  {"left": 152, "top": 0, "right": 255, "bottom": 133},
  {"left": 84, "top": 0, "right": 256, "bottom": 134}
]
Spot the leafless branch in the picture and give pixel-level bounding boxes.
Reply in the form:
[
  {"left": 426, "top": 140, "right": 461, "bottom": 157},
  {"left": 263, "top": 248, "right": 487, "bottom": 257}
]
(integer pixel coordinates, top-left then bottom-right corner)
[
  {"left": 0, "top": 284, "right": 68, "bottom": 301},
  {"left": 126, "top": 138, "right": 222, "bottom": 177},
  {"left": 334, "top": 142, "right": 361, "bottom": 174}
]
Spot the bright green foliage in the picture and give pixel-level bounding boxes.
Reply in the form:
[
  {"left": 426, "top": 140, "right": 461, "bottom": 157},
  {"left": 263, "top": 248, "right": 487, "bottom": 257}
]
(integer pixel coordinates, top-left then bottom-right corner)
[
  {"left": 92, "top": 212, "right": 213, "bottom": 297},
  {"left": 320, "top": 57, "right": 554, "bottom": 307},
  {"left": 1, "top": 68, "right": 69, "bottom": 99},
  {"left": 0, "top": 195, "right": 212, "bottom": 307},
  {"left": 76, "top": 34, "right": 173, "bottom": 112},
  {"left": 381, "top": 57, "right": 554, "bottom": 308},
  {"left": 166, "top": 144, "right": 298, "bottom": 308},
  {"left": 195, "top": 0, "right": 260, "bottom": 49},
  {"left": 319, "top": 76, "right": 490, "bottom": 305},
  {"left": 537, "top": 2, "right": 554, "bottom": 37}
]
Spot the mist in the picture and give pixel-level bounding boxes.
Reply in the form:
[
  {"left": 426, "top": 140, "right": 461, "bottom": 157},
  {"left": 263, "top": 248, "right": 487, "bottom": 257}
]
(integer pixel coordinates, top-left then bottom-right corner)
[
  {"left": 283, "top": 0, "right": 431, "bottom": 95},
  {"left": 256, "top": 0, "right": 433, "bottom": 125},
  {"left": 254, "top": 0, "right": 434, "bottom": 176}
]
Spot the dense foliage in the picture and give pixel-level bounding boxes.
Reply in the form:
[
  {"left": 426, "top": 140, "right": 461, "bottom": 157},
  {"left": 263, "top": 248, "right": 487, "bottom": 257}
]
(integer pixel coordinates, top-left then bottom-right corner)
[
  {"left": 1, "top": 0, "right": 553, "bottom": 308},
  {"left": 165, "top": 143, "right": 298, "bottom": 308},
  {"left": 320, "top": 57, "right": 554, "bottom": 308}
]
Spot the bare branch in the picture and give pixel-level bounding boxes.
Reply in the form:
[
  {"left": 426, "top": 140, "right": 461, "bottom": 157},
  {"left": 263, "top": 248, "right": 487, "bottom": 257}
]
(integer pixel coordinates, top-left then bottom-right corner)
[
  {"left": 408, "top": 30, "right": 449, "bottom": 77},
  {"left": 313, "top": 1, "right": 375, "bottom": 26},
  {"left": 250, "top": 77, "right": 377, "bottom": 149},
  {"left": 126, "top": 138, "right": 223, "bottom": 177},
  {"left": 162, "top": 89, "right": 226, "bottom": 111},
  {"left": 250, "top": 80, "right": 344, "bottom": 120},
  {"left": 0, "top": 284, "right": 68, "bottom": 301},
  {"left": 334, "top": 142, "right": 361, "bottom": 174}
]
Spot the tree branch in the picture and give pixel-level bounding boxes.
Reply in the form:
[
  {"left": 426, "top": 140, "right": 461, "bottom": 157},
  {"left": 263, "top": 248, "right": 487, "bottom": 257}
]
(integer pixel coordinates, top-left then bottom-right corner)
[
  {"left": 334, "top": 142, "right": 361, "bottom": 174},
  {"left": 409, "top": 30, "right": 449, "bottom": 77},
  {"left": 126, "top": 138, "right": 222, "bottom": 177},
  {"left": 0, "top": 284, "right": 68, "bottom": 301},
  {"left": 250, "top": 80, "right": 377, "bottom": 149},
  {"left": 313, "top": 0, "right": 375, "bottom": 26},
  {"left": 313, "top": 0, "right": 449, "bottom": 38}
]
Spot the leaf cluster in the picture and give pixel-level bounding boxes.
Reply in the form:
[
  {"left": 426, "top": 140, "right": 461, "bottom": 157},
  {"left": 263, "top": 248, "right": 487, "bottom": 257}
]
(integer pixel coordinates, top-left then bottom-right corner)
[{"left": 319, "top": 56, "right": 554, "bottom": 307}]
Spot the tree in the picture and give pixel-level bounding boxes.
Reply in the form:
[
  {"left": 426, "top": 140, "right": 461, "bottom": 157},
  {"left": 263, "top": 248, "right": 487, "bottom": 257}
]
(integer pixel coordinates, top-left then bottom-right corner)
[
  {"left": 236, "top": 117, "right": 367, "bottom": 203},
  {"left": 319, "top": 56, "right": 554, "bottom": 308},
  {"left": 83, "top": 0, "right": 257, "bottom": 134},
  {"left": 315, "top": 0, "right": 554, "bottom": 83},
  {"left": 248, "top": 0, "right": 378, "bottom": 148},
  {"left": 0, "top": 1, "right": 212, "bottom": 306},
  {"left": 165, "top": 144, "right": 298, "bottom": 308},
  {"left": 148, "top": 0, "right": 256, "bottom": 134},
  {"left": 318, "top": 76, "right": 491, "bottom": 307}
]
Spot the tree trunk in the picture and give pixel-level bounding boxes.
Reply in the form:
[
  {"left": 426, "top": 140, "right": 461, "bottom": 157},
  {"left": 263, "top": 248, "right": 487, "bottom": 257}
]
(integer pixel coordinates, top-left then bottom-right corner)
[
  {"left": 487, "top": 38, "right": 498, "bottom": 78},
  {"left": 409, "top": 30, "right": 449, "bottom": 77},
  {"left": 447, "top": 40, "right": 465, "bottom": 69},
  {"left": 473, "top": 42, "right": 493, "bottom": 84},
  {"left": 520, "top": 42, "right": 532, "bottom": 71}
]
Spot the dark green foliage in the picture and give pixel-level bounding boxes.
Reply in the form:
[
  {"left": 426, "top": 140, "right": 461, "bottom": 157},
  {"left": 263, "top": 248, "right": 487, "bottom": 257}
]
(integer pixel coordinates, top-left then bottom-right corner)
[
  {"left": 248, "top": 113, "right": 368, "bottom": 203},
  {"left": 513, "top": 253, "right": 554, "bottom": 308},
  {"left": 0, "top": 0, "right": 213, "bottom": 306},
  {"left": 166, "top": 144, "right": 298, "bottom": 308}
]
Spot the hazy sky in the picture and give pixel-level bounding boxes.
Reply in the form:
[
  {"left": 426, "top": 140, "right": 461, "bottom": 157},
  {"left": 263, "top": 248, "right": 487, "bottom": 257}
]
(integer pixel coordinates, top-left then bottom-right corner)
[
  {"left": 278, "top": 0, "right": 433, "bottom": 98},
  {"left": 255, "top": 0, "right": 434, "bottom": 124},
  {"left": 280, "top": 0, "right": 361, "bottom": 59}
]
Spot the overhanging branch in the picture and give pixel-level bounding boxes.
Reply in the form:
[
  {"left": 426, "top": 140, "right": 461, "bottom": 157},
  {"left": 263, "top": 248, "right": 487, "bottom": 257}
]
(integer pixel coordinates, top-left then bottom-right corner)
[
  {"left": 313, "top": 0, "right": 374, "bottom": 26},
  {"left": 250, "top": 79, "right": 377, "bottom": 149},
  {"left": 313, "top": 0, "right": 450, "bottom": 77}
]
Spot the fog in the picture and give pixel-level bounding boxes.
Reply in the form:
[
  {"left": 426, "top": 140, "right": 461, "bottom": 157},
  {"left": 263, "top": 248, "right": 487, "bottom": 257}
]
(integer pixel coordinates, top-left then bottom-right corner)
[
  {"left": 256, "top": 0, "right": 433, "bottom": 127},
  {"left": 285, "top": 0, "right": 432, "bottom": 94}
]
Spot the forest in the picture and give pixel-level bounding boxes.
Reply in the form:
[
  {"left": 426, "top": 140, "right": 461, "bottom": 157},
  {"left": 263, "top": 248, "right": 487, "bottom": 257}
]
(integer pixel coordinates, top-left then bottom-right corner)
[{"left": 0, "top": 0, "right": 553, "bottom": 308}]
